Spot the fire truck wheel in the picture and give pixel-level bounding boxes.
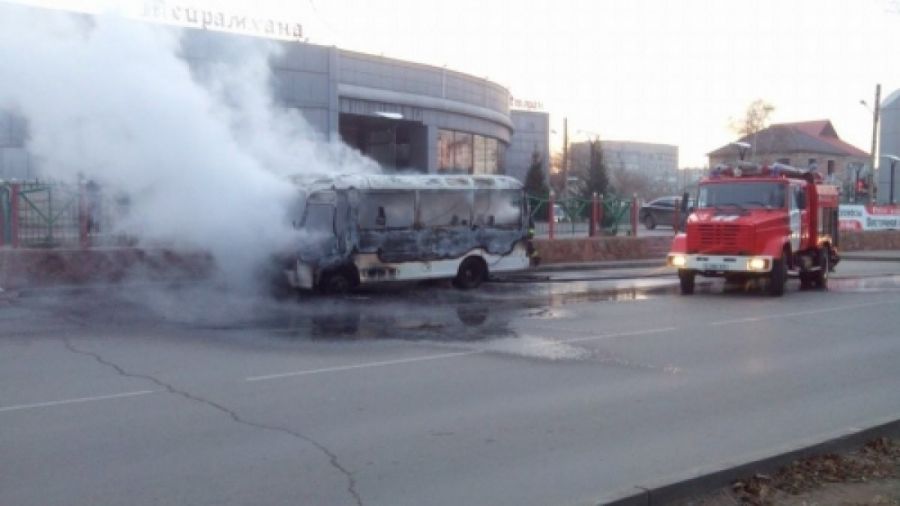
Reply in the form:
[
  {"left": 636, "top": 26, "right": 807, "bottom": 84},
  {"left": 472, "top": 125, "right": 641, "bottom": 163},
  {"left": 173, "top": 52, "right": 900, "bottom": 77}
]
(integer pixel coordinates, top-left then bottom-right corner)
[
  {"left": 768, "top": 254, "right": 787, "bottom": 297},
  {"left": 813, "top": 248, "right": 830, "bottom": 289},
  {"left": 678, "top": 269, "right": 695, "bottom": 295}
]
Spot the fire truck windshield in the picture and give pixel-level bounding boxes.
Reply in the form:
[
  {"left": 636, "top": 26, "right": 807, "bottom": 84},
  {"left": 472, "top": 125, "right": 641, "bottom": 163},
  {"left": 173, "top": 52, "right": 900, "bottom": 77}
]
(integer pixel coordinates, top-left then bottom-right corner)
[{"left": 698, "top": 182, "right": 786, "bottom": 210}]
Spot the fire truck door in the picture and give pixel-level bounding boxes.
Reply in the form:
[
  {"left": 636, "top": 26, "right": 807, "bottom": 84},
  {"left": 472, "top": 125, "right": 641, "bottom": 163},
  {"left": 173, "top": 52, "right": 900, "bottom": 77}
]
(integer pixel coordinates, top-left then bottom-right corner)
[{"left": 789, "top": 186, "right": 802, "bottom": 252}]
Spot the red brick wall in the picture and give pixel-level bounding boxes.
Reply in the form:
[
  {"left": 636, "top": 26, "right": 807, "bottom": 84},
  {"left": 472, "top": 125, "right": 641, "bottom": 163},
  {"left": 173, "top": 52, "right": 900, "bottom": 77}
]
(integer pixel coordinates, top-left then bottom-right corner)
[{"left": 0, "top": 248, "right": 212, "bottom": 288}]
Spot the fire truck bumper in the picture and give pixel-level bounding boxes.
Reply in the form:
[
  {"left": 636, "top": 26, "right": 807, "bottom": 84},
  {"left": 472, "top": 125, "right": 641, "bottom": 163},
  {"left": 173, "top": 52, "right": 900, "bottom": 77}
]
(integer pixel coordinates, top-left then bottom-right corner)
[{"left": 667, "top": 253, "right": 774, "bottom": 273}]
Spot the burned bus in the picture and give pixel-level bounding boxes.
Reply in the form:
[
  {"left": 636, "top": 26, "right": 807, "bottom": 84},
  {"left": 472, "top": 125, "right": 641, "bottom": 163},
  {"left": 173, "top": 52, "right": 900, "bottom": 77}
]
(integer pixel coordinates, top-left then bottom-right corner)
[{"left": 285, "top": 174, "right": 531, "bottom": 292}]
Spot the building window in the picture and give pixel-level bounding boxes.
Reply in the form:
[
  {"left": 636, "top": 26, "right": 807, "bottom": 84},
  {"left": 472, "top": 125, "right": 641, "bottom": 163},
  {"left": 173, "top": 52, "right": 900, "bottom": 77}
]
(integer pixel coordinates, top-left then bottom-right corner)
[
  {"left": 438, "top": 129, "right": 504, "bottom": 174},
  {"left": 827, "top": 160, "right": 835, "bottom": 175},
  {"left": 438, "top": 129, "right": 454, "bottom": 171},
  {"left": 473, "top": 134, "right": 487, "bottom": 174},
  {"left": 808, "top": 158, "right": 817, "bottom": 168},
  {"left": 453, "top": 132, "right": 473, "bottom": 173}
]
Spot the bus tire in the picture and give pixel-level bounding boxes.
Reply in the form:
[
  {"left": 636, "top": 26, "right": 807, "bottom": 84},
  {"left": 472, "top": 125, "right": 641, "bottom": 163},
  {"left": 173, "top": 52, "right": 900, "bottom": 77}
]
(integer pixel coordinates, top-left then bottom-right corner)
[
  {"left": 453, "top": 257, "right": 487, "bottom": 290},
  {"left": 768, "top": 251, "right": 787, "bottom": 297},
  {"left": 678, "top": 269, "right": 695, "bottom": 295},
  {"left": 318, "top": 267, "right": 358, "bottom": 295}
]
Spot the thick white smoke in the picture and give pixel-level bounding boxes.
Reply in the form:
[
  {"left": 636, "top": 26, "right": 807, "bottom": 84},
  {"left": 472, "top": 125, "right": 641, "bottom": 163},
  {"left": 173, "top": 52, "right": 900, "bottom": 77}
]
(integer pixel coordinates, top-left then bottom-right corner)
[{"left": 0, "top": 4, "right": 378, "bottom": 290}]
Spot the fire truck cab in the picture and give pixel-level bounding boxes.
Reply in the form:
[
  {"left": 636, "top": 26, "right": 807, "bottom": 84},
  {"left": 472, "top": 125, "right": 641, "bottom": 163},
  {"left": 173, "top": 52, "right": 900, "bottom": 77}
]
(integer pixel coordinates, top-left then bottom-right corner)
[{"left": 667, "top": 163, "right": 840, "bottom": 296}]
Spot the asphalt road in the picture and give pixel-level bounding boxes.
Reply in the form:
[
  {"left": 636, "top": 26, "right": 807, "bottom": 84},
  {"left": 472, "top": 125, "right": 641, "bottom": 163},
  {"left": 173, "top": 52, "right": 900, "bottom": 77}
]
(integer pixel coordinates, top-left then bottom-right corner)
[{"left": 3, "top": 261, "right": 900, "bottom": 506}]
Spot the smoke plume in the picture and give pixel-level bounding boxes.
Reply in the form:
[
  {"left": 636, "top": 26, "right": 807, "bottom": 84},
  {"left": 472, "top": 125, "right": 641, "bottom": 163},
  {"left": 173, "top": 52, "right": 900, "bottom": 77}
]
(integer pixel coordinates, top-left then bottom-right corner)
[{"left": 0, "top": 3, "right": 378, "bottom": 290}]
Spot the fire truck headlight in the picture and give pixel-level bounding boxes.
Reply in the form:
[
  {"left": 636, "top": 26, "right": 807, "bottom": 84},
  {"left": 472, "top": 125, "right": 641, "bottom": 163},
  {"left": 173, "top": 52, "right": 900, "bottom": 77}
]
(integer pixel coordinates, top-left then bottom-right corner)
[
  {"left": 669, "top": 254, "right": 687, "bottom": 267},
  {"left": 747, "top": 257, "right": 769, "bottom": 271}
]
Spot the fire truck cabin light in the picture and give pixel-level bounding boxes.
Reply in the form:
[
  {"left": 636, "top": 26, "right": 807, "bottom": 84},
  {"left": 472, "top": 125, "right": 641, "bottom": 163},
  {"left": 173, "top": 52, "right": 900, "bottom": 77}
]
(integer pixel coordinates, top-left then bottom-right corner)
[
  {"left": 747, "top": 257, "right": 769, "bottom": 271},
  {"left": 669, "top": 254, "right": 687, "bottom": 267}
]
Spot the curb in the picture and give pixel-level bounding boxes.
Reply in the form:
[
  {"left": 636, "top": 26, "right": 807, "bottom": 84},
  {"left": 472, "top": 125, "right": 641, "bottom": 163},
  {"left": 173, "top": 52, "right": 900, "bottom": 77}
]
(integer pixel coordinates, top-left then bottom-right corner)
[
  {"left": 842, "top": 254, "right": 900, "bottom": 262},
  {"left": 531, "top": 259, "right": 667, "bottom": 273},
  {"left": 598, "top": 415, "right": 900, "bottom": 506}
]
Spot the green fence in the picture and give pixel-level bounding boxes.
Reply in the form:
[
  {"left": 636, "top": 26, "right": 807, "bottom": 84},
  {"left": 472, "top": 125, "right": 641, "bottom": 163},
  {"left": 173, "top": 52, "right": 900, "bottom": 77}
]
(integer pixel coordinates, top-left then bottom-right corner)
[
  {"left": 527, "top": 194, "right": 634, "bottom": 236},
  {"left": 0, "top": 181, "right": 115, "bottom": 248}
]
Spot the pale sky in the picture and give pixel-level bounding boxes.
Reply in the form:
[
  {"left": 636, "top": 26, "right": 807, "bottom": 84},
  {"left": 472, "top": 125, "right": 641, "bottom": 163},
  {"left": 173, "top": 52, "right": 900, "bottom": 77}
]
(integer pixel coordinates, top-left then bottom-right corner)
[{"left": 10, "top": 0, "right": 900, "bottom": 167}]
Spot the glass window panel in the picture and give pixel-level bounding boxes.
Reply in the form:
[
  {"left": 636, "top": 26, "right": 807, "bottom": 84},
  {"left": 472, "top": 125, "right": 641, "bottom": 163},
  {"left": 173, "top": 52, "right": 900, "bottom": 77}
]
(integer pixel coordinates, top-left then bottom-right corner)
[
  {"left": 418, "top": 190, "right": 471, "bottom": 227},
  {"left": 485, "top": 138, "right": 499, "bottom": 174},
  {"left": 358, "top": 192, "right": 416, "bottom": 230},
  {"left": 473, "top": 135, "right": 487, "bottom": 174},
  {"left": 473, "top": 190, "right": 522, "bottom": 227},
  {"left": 453, "top": 132, "right": 473, "bottom": 173},
  {"left": 438, "top": 129, "right": 454, "bottom": 171}
]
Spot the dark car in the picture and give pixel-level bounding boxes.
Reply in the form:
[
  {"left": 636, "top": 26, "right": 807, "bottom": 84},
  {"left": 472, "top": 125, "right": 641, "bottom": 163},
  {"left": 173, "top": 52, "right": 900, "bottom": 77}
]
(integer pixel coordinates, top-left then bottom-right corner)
[{"left": 639, "top": 196, "right": 693, "bottom": 229}]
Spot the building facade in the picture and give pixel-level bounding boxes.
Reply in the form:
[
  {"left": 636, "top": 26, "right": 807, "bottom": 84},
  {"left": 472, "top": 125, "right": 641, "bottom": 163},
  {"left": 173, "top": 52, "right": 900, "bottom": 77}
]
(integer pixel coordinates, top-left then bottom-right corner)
[
  {"left": 569, "top": 140, "right": 679, "bottom": 196},
  {"left": 879, "top": 89, "right": 900, "bottom": 204},
  {"left": 505, "top": 110, "right": 550, "bottom": 184}
]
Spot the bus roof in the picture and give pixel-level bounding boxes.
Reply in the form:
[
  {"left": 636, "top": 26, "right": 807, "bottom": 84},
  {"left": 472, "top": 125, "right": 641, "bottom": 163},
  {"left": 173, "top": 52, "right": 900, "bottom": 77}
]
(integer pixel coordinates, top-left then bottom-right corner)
[{"left": 289, "top": 173, "right": 524, "bottom": 192}]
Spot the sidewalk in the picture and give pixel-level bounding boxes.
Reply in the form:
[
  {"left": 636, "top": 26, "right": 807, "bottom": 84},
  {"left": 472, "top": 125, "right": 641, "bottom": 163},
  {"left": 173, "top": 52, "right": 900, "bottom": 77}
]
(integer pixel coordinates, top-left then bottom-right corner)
[{"left": 530, "top": 249, "right": 900, "bottom": 274}]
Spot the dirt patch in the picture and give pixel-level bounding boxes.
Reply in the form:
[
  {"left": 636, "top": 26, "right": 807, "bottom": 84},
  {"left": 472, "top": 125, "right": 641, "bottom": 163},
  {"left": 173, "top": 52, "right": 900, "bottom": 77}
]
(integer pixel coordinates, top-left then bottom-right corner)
[{"left": 679, "top": 438, "right": 900, "bottom": 506}]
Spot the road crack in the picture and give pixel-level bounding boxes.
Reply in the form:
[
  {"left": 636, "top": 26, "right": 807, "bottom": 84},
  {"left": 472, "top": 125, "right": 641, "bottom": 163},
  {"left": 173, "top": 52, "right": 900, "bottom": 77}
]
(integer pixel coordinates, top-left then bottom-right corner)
[{"left": 61, "top": 338, "right": 363, "bottom": 506}]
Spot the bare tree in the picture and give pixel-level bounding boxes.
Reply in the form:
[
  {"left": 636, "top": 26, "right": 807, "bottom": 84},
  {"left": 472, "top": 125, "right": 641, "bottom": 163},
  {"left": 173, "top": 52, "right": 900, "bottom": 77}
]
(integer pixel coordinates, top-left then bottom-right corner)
[{"left": 730, "top": 99, "right": 775, "bottom": 137}]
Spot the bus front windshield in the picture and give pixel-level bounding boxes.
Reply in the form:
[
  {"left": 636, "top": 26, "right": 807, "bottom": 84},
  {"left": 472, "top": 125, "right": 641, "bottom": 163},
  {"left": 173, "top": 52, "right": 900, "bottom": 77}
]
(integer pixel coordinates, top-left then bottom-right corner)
[
  {"left": 303, "top": 204, "right": 335, "bottom": 235},
  {"left": 698, "top": 182, "right": 786, "bottom": 210}
]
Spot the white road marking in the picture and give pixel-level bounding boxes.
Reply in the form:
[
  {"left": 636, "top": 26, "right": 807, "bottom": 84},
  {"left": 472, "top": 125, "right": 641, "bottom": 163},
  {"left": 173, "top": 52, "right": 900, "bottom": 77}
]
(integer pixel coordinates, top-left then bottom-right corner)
[
  {"left": 246, "top": 326, "right": 679, "bottom": 382},
  {"left": 709, "top": 299, "right": 900, "bottom": 326},
  {"left": 561, "top": 327, "right": 678, "bottom": 344},
  {"left": 0, "top": 390, "right": 158, "bottom": 414},
  {"left": 245, "top": 351, "right": 477, "bottom": 382}
]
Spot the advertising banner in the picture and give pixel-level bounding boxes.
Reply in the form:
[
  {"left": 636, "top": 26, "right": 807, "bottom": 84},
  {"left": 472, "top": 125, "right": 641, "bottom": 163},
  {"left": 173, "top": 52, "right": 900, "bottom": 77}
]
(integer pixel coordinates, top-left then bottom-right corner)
[{"left": 839, "top": 205, "right": 900, "bottom": 231}]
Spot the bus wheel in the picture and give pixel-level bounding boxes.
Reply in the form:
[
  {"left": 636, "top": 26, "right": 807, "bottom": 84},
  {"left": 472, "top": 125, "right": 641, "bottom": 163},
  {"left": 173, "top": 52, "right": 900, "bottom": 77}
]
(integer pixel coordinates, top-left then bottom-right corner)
[
  {"left": 678, "top": 269, "right": 695, "bottom": 295},
  {"left": 319, "top": 267, "right": 358, "bottom": 295},
  {"left": 453, "top": 257, "right": 487, "bottom": 290}
]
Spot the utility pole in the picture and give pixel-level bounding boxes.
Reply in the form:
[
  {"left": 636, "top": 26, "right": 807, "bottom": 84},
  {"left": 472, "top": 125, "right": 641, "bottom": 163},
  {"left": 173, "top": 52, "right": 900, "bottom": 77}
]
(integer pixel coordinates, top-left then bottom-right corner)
[
  {"left": 868, "top": 84, "right": 881, "bottom": 205},
  {"left": 561, "top": 117, "right": 568, "bottom": 199}
]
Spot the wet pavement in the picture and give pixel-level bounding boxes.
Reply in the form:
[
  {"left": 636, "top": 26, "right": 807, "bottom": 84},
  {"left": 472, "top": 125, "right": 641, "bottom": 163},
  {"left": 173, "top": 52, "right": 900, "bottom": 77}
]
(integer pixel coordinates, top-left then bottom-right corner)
[{"left": 3, "top": 260, "right": 900, "bottom": 506}]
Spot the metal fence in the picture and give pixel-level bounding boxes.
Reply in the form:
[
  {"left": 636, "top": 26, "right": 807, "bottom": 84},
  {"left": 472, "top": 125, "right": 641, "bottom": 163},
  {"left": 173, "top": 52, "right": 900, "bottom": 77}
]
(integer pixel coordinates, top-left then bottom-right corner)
[
  {"left": 527, "top": 194, "right": 637, "bottom": 238},
  {"left": 0, "top": 181, "right": 127, "bottom": 248}
]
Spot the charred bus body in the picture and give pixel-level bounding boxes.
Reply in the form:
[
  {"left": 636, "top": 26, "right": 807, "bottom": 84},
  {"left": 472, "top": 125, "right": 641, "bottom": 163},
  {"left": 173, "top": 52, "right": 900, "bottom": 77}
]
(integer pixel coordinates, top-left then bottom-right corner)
[{"left": 286, "top": 174, "right": 532, "bottom": 292}]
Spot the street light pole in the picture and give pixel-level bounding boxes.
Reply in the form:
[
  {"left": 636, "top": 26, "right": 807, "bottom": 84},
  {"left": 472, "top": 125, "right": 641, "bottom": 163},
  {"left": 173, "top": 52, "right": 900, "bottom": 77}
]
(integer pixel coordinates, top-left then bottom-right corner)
[
  {"left": 862, "top": 84, "right": 881, "bottom": 205},
  {"left": 561, "top": 117, "right": 568, "bottom": 199}
]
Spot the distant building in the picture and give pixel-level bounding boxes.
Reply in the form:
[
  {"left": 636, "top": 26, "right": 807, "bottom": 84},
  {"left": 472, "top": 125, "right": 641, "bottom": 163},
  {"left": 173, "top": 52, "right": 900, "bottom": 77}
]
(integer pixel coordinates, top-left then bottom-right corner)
[
  {"left": 879, "top": 89, "right": 900, "bottom": 204},
  {"left": 569, "top": 140, "right": 679, "bottom": 195},
  {"left": 708, "top": 120, "right": 868, "bottom": 196},
  {"left": 506, "top": 110, "right": 550, "bottom": 184}
]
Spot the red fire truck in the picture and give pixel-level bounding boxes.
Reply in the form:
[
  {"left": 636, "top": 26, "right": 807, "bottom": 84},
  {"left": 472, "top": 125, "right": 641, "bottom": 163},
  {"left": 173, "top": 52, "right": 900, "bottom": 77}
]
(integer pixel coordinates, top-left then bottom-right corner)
[{"left": 667, "top": 163, "right": 841, "bottom": 296}]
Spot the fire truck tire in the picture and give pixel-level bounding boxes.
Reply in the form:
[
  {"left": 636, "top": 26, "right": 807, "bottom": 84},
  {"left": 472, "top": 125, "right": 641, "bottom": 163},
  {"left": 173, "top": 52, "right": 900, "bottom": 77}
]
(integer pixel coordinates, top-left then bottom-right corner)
[
  {"left": 768, "top": 254, "right": 787, "bottom": 296},
  {"left": 813, "top": 247, "right": 830, "bottom": 289},
  {"left": 678, "top": 269, "right": 695, "bottom": 295}
]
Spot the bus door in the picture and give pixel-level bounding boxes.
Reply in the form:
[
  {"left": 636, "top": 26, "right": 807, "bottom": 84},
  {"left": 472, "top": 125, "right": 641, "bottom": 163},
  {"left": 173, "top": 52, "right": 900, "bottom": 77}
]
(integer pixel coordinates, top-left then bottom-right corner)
[
  {"left": 299, "top": 191, "right": 339, "bottom": 263},
  {"left": 356, "top": 191, "right": 418, "bottom": 262},
  {"left": 417, "top": 190, "right": 475, "bottom": 260},
  {"left": 473, "top": 189, "right": 526, "bottom": 254}
]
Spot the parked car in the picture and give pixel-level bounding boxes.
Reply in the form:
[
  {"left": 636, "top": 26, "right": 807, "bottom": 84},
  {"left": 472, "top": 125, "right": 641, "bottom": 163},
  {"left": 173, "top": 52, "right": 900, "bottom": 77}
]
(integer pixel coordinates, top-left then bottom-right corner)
[
  {"left": 639, "top": 196, "right": 693, "bottom": 229},
  {"left": 552, "top": 204, "right": 570, "bottom": 223}
]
